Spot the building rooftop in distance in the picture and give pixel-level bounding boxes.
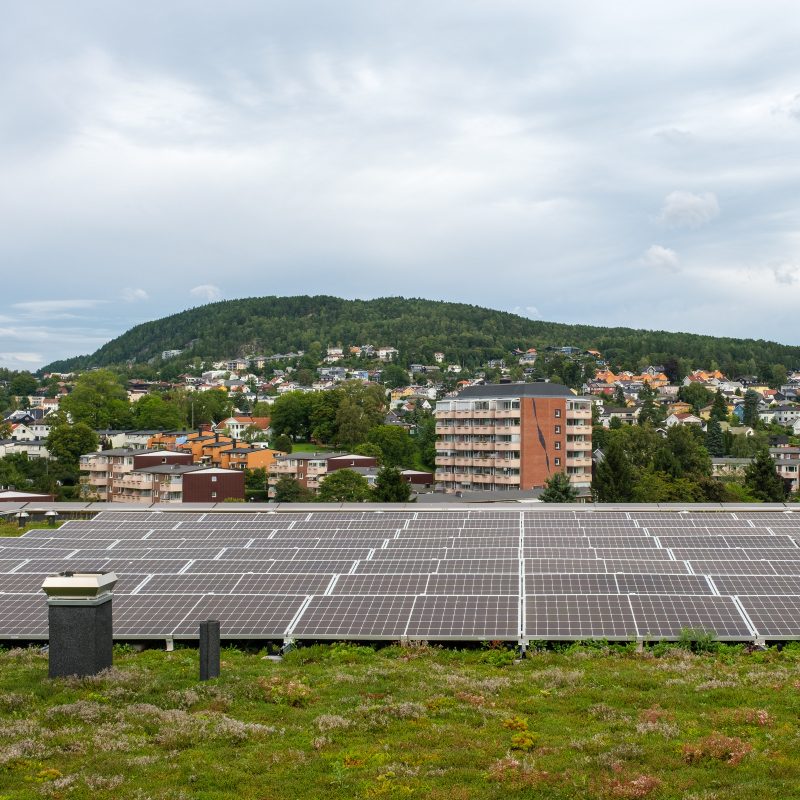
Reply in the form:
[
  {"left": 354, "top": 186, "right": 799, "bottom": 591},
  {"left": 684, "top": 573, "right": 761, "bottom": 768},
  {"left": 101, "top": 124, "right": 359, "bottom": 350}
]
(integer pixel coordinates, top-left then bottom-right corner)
[{"left": 456, "top": 382, "right": 576, "bottom": 398}]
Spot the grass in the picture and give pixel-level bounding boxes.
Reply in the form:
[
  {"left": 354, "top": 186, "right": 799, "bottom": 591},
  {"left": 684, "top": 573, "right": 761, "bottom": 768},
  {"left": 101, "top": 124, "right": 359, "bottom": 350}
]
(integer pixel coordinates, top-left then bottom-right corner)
[
  {"left": 288, "top": 442, "right": 335, "bottom": 453},
  {"left": 1, "top": 641, "right": 800, "bottom": 799},
  {"left": 0, "top": 521, "right": 64, "bottom": 539}
]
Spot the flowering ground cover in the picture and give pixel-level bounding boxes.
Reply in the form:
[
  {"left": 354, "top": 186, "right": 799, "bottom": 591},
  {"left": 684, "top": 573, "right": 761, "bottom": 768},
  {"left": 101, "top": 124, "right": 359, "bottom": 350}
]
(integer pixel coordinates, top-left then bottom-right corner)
[{"left": 1, "top": 640, "right": 799, "bottom": 799}]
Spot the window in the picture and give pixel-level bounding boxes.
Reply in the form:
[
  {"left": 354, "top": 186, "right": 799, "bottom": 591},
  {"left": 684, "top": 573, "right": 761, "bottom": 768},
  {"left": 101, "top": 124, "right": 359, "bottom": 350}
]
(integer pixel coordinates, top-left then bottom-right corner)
[
  {"left": 211, "top": 492, "right": 217, "bottom": 498},
  {"left": 555, "top": 425, "right": 561, "bottom": 434},
  {"left": 554, "top": 441, "right": 561, "bottom": 450},
  {"left": 554, "top": 458, "right": 560, "bottom": 466},
  {"left": 554, "top": 409, "right": 561, "bottom": 418}
]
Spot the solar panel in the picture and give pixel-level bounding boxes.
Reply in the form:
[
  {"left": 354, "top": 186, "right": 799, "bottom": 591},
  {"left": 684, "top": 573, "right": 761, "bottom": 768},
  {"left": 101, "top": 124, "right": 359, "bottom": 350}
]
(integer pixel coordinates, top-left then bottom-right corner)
[
  {"left": 526, "top": 595, "right": 637, "bottom": 639},
  {"left": 407, "top": 595, "right": 519, "bottom": 639},
  {"left": 0, "top": 595, "right": 48, "bottom": 638},
  {"left": 426, "top": 574, "right": 518, "bottom": 595},
  {"left": 331, "top": 575, "right": 430, "bottom": 595},
  {"left": 526, "top": 574, "right": 618, "bottom": 595},
  {"left": 5, "top": 508, "right": 800, "bottom": 643},
  {"left": 629, "top": 596, "right": 752, "bottom": 639},
  {"left": 112, "top": 594, "right": 204, "bottom": 637},
  {"left": 615, "top": 574, "right": 713, "bottom": 595},
  {"left": 173, "top": 595, "right": 308, "bottom": 638},
  {"left": 710, "top": 575, "right": 800, "bottom": 596},
  {"left": 291, "top": 595, "right": 415, "bottom": 638},
  {"left": 736, "top": 597, "right": 800, "bottom": 637}
]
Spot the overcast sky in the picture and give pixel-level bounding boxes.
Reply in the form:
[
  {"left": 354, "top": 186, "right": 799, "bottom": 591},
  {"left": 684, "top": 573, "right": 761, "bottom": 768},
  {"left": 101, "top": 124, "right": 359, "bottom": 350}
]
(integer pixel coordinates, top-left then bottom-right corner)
[{"left": 2, "top": 1, "right": 800, "bottom": 370}]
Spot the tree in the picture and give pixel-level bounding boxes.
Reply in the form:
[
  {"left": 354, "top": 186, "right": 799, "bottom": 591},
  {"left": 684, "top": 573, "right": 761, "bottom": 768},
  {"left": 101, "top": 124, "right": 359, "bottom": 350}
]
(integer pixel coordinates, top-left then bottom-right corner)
[
  {"left": 269, "top": 391, "right": 312, "bottom": 440},
  {"left": 593, "top": 438, "right": 635, "bottom": 502},
  {"left": 61, "top": 370, "right": 132, "bottom": 429},
  {"left": 654, "top": 425, "right": 712, "bottom": 480},
  {"left": 710, "top": 391, "right": 728, "bottom": 423},
  {"left": 317, "top": 469, "right": 372, "bottom": 502},
  {"left": 9, "top": 372, "right": 38, "bottom": 397},
  {"left": 272, "top": 434, "right": 293, "bottom": 453},
  {"left": 272, "top": 475, "right": 314, "bottom": 503},
  {"left": 613, "top": 386, "right": 626, "bottom": 406},
  {"left": 637, "top": 383, "right": 664, "bottom": 427},
  {"left": 366, "top": 425, "right": 416, "bottom": 468},
  {"left": 540, "top": 471, "right": 579, "bottom": 503},
  {"left": 742, "top": 390, "right": 760, "bottom": 427},
  {"left": 46, "top": 423, "right": 99, "bottom": 465},
  {"left": 373, "top": 467, "right": 413, "bottom": 502},
  {"left": 705, "top": 418, "right": 724, "bottom": 457},
  {"left": 380, "top": 364, "right": 410, "bottom": 389},
  {"left": 744, "top": 449, "right": 787, "bottom": 502},
  {"left": 131, "top": 393, "right": 184, "bottom": 430},
  {"left": 678, "top": 383, "right": 713, "bottom": 413}
]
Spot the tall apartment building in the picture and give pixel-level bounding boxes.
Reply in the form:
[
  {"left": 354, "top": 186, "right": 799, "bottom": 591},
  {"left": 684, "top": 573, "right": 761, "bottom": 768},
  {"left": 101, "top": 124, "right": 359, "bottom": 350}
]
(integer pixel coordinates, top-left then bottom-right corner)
[{"left": 434, "top": 383, "right": 592, "bottom": 494}]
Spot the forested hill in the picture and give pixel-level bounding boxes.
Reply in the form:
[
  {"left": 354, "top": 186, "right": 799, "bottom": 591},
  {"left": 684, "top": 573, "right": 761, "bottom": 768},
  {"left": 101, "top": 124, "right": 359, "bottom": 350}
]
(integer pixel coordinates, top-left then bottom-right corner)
[{"left": 41, "top": 295, "right": 800, "bottom": 375}]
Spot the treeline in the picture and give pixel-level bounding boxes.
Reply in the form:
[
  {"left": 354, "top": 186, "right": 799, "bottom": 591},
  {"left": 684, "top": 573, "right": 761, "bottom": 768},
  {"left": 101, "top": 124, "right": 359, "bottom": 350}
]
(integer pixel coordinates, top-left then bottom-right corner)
[{"left": 41, "top": 295, "right": 800, "bottom": 377}]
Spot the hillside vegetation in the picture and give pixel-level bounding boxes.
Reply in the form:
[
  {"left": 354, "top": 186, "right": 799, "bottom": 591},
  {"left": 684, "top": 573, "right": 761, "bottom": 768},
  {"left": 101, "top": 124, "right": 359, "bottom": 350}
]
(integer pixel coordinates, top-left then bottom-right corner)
[
  {"left": 42, "top": 296, "right": 800, "bottom": 375},
  {"left": 1, "top": 641, "right": 799, "bottom": 799}
]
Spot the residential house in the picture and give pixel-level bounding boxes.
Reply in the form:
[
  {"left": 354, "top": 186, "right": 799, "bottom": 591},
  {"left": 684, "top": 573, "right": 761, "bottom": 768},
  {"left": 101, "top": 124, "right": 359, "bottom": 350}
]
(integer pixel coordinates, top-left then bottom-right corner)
[
  {"left": 377, "top": 347, "right": 399, "bottom": 362},
  {"left": 664, "top": 412, "right": 704, "bottom": 428}
]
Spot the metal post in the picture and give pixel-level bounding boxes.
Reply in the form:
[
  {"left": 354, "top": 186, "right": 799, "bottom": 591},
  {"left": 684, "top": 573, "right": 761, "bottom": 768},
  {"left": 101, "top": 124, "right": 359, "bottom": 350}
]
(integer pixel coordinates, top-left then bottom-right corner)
[{"left": 199, "top": 619, "right": 220, "bottom": 680}]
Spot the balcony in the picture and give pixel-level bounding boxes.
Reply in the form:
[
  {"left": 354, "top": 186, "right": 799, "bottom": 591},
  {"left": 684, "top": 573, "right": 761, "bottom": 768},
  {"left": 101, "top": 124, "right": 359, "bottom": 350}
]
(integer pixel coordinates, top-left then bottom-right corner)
[
  {"left": 114, "top": 476, "right": 153, "bottom": 489},
  {"left": 471, "top": 409, "right": 496, "bottom": 419},
  {"left": 80, "top": 475, "right": 109, "bottom": 487},
  {"left": 565, "top": 424, "right": 592, "bottom": 436},
  {"left": 494, "top": 474, "right": 521, "bottom": 486},
  {"left": 495, "top": 408, "right": 519, "bottom": 419},
  {"left": 454, "top": 457, "right": 473, "bottom": 467},
  {"left": 566, "top": 456, "right": 592, "bottom": 468},
  {"left": 495, "top": 425, "right": 520, "bottom": 435},
  {"left": 452, "top": 424, "right": 476, "bottom": 435},
  {"left": 495, "top": 441, "right": 520, "bottom": 451},
  {"left": 472, "top": 473, "right": 495, "bottom": 484},
  {"left": 435, "top": 456, "right": 455, "bottom": 466}
]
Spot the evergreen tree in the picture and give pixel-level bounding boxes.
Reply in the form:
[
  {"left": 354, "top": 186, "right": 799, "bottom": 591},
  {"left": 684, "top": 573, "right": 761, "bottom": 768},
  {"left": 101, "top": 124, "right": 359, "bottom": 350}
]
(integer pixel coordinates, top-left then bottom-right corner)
[
  {"left": 705, "top": 418, "right": 724, "bottom": 457},
  {"left": 710, "top": 391, "right": 728, "bottom": 422},
  {"left": 593, "top": 438, "right": 635, "bottom": 502},
  {"left": 373, "top": 467, "right": 413, "bottom": 502},
  {"left": 742, "top": 389, "right": 761, "bottom": 427},
  {"left": 613, "top": 386, "right": 627, "bottom": 406},
  {"left": 540, "top": 471, "right": 579, "bottom": 502},
  {"left": 638, "top": 383, "right": 664, "bottom": 426},
  {"left": 744, "top": 449, "right": 787, "bottom": 502}
]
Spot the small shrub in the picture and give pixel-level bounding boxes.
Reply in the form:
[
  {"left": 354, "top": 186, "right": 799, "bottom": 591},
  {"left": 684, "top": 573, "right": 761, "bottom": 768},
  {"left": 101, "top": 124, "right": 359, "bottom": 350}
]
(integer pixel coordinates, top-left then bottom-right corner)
[
  {"left": 682, "top": 734, "right": 753, "bottom": 766},
  {"left": 608, "top": 774, "right": 662, "bottom": 798},
  {"left": 510, "top": 732, "right": 536, "bottom": 751},
  {"left": 502, "top": 716, "right": 529, "bottom": 731},
  {"left": 257, "top": 676, "right": 313, "bottom": 707},
  {"left": 677, "top": 628, "right": 719, "bottom": 654}
]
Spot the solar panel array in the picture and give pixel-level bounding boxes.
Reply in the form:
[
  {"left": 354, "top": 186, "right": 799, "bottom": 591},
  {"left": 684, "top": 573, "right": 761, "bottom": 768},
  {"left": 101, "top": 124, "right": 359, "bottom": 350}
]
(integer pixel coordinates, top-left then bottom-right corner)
[{"left": 2, "top": 509, "right": 800, "bottom": 643}]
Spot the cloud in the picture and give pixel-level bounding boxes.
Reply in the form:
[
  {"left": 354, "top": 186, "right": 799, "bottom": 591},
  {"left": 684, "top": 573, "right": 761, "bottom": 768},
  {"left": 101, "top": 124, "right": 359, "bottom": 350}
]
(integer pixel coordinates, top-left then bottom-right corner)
[
  {"left": 659, "top": 191, "right": 720, "bottom": 229},
  {"left": 639, "top": 245, "right": 680, "bottom": 272},
  {"left": 12, "top": 299, "right": 107, "bottom": 314},
  {"left": 0, "top": 352, "right": 42, "bottom": 366},
  {"left": 512, "top": 305, "right": 542, "bottom": 319},
  {"left": 189, "top": 284, "right": 222, "bottom": 303},
  {"left": 772, "top": 263, "right": 800, "bottom": 285},
  {"left": 121, "top": 287, "right": 149, "bottom": 302}
]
